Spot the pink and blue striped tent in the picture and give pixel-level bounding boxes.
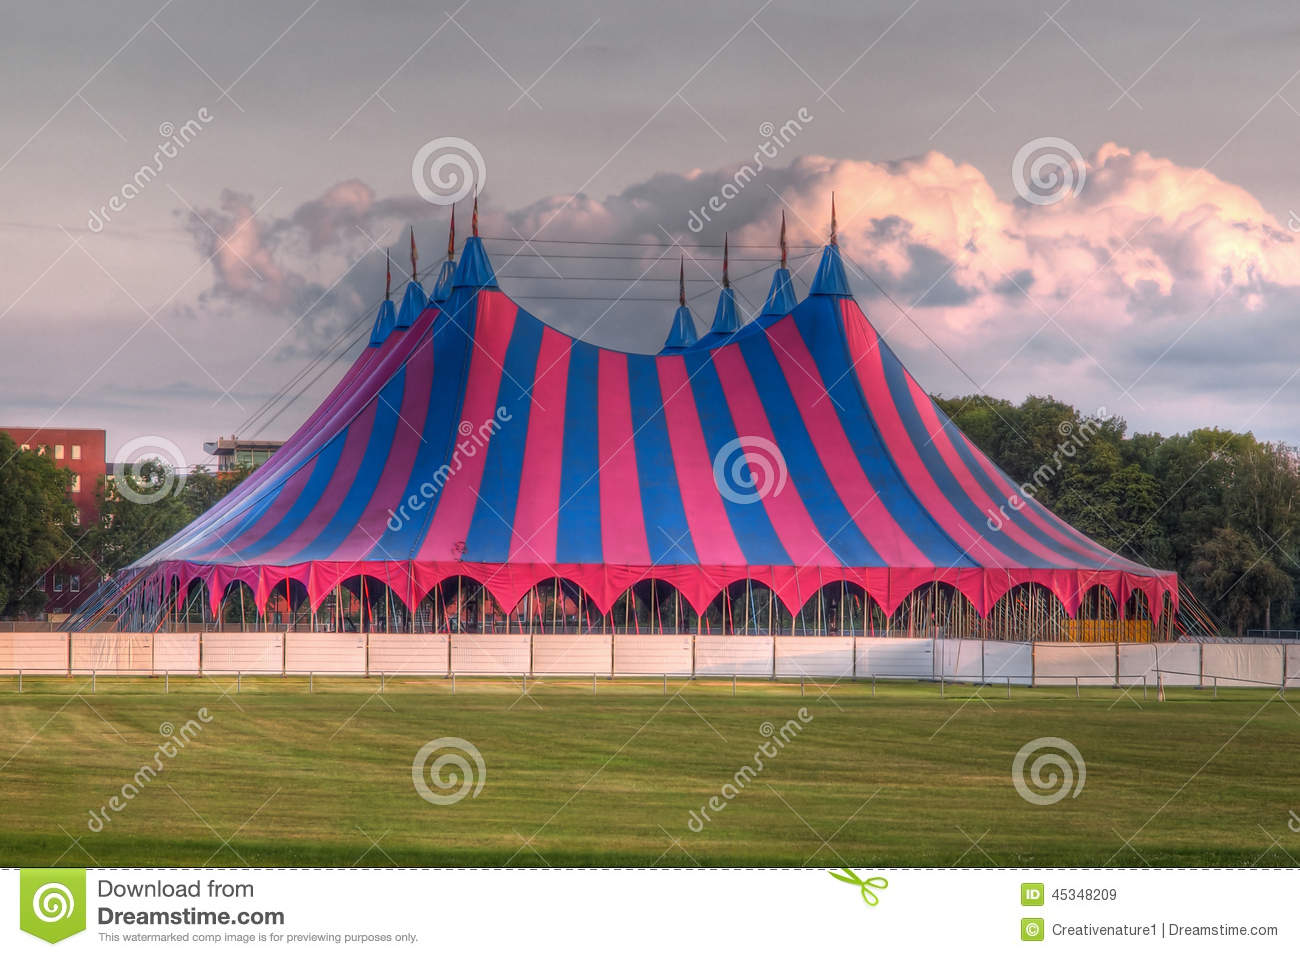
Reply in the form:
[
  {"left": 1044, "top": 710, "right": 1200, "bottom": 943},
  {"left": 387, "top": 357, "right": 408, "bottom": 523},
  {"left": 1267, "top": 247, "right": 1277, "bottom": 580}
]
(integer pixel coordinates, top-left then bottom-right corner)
[{"left": 123, "top": 232, "right": 1176, "bottom": 623}]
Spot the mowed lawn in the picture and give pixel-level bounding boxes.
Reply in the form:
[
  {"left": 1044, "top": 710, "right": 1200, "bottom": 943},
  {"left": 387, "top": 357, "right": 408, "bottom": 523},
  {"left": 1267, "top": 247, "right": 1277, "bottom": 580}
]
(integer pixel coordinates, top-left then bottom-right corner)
[{"left": 0, "top": 676, "right": 1296, "bottom": 866}]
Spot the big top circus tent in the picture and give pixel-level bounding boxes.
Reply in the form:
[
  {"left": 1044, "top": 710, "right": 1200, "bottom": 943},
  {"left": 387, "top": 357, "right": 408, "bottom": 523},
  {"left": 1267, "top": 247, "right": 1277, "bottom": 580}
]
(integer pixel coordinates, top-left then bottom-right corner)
[{"left": 74, "top": 200, "right": 1177, "bottom": 639}]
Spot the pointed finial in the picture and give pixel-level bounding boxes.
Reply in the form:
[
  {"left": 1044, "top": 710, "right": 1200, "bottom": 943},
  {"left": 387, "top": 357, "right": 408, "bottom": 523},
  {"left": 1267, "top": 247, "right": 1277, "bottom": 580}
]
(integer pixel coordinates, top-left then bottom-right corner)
[
  {"left": 385, "top": 248, "right": 392, "bottom": 300},
  {"left": 830, "top": 193, "right": 838, "bottom": 247},
  {"left": 472, "top": 190, "right": 479, "bottom": 237},
  {"left": 410, "top": 226, "right": 418, "bottom": 281},
  {"left": 780, "top": 211, "right": 788, "bottom": 268},
  {"left": 722, "top": 234, "right": 730, "bottom": 288},
  {"left": 447, "top": 206, "right": 456, "bottom": 260},
  {"left": 678, "top": 256, "right": 686, "bottom": 307}
]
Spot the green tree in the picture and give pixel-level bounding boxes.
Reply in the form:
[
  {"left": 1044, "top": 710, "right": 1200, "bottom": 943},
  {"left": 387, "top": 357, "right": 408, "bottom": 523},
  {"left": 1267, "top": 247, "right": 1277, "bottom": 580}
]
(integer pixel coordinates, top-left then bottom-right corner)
[
  {"left": 1186, "top": 527, "right": 1292, "bottom": 635},
  {"left": 0, "top": 433, "right": 75, "bottom": 616}
]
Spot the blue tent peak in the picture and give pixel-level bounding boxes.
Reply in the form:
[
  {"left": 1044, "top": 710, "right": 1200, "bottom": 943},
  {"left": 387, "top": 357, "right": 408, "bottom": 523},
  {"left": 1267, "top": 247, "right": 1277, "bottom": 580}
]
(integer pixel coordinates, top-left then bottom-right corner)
[
  {"left": 697, "top": 287, "right": 743, "bottom": 347},
  {"left": 430, "top": 259, "right": 456, "bottom": 303},
  {"left": 810, "top": 243, "right": 852, "bottom": 297},
  {"left": 661, "top": 305, "right": 699, "bottom": 353},
  {"left": 759, "top": 267, "right": 798, "bottom": 318},
  {"left": 451, "top": 236, "right": 498, "bottom": 290},
  {"left": 395, "top": 280, "right": 428, "bottom": 328},
  {"left": 367, "top": 299, "right": 397, "bottom": 347}
]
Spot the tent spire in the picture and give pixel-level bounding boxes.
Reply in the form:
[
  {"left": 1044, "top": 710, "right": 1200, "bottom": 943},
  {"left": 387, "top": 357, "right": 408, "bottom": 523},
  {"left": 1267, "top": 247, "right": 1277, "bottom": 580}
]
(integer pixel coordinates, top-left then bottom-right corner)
[
  {"left": 678, "top": 256, "right": 686, "bottom": 306},
  {"left": 385, "top": 248, "right": 391, "bottom": 300},
  {"left": 830, "top": 193, "right": 838, "bottom": 247},
  {"left": 722, "top": 234, "right": 730, "bottom": 288},
  {"left": 779, "top": 212, "right": 787, "bottom": 268},
  {"left": 472, "top": 190, "right": 479, "bottom": 237},
  {"left": 447, "top": 206, "right": 456, "bottom": 260},
  {"left": 410, "top": 227, "right": 418, "bottom": 281}
]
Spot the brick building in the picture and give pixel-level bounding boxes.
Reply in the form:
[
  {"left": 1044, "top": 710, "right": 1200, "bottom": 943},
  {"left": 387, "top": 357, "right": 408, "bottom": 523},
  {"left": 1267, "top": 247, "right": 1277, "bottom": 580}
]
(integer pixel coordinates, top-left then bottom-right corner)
[{"left": 0, "top": 426, "right": 106, "bottom": 617}]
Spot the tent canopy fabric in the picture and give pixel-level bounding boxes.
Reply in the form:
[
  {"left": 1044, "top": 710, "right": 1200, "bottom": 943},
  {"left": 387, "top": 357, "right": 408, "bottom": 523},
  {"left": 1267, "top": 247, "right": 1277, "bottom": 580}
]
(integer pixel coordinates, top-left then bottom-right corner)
[{"left": 130, "top": 235, "right": 1176, "bottom": 620}]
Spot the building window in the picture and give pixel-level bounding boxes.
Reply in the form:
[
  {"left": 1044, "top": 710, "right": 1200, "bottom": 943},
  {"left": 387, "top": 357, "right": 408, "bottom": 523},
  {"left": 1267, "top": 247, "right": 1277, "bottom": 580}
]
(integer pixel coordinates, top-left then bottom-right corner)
[
  {"left": 71, "top": 474, "right": 81, "bottom": 493},
  {"left": 20, "top": 443, "right": 29, "bottom": 451},
  {"left": 53, "top": 575, "right": 64, "bottom": 593},
  {"left": 55, "top": 444, "right": 64, "bottom": 459},
  {"left": 70, "top": 575, "right": 81, "bottom": 593},
  {"left": 71, "top": 444, "right": 82, "bottom": 460}
]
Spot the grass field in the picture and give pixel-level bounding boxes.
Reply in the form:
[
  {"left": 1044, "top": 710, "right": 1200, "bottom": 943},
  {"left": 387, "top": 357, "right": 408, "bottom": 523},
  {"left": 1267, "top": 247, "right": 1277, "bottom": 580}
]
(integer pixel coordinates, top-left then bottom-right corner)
[{"left": 0, "top": 675, "right": 1296, "bottom": 867}]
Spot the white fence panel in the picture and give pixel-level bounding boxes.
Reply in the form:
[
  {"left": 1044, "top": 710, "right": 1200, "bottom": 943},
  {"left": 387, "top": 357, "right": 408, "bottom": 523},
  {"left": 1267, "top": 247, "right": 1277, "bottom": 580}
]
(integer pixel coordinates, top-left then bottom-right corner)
[
  {"left": 1202, "top": 643, "right": 1284, "bottom": 688},
  {"left": 532, "top": 635, "right": 612, "bottom": 674},
  {"left": 935, "top": 639, "right": 984, "bottom": 680},
  {"left": 613, "top": 635, "right": 693, "bottom": 675},
  {"left": 0, "top": 632, "right": 68, "bottom": 674},
  {"left": 694, "top": 636, "right": 774, "bottom": 676},
  {"left": 1033, "top": 643, "right": 1117, "bottom": 685},
  {"left": 855, "top": 637, "right": 933, "bottom": 679},
  {"left": 1118, "top": 643, "right": 1201, "bottom": 686},
  {"left": 1286, "top": 645, "right": 1300, "bottom": 689},
  {"left": 982, "top": 642, "right": 1033, "bottom": 684},
  {"left": 71, "top": 633, "right": 153, "bottom": 674},
  {"left": 368, "top": 634, "right": 449, "bottom": 674},
  {"left": 200, "top": 632, "right": 284, "bottom": 674},
  {"left": 774, "top": 637, "right": 854, "bottom": 678},
  {"left": 285, "top": 633, "right": 366, "bottom": 674},
  {"left": 154, "top": 634, "right": 200, "bottom": 673},
  {"left": 450, "top": 634, "right": 530, "bottom": 674}
]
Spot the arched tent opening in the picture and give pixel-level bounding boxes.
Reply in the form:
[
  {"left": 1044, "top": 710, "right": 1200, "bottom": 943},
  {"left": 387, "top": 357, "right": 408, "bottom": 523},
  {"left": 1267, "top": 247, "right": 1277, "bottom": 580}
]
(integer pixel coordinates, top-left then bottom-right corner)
[
  {"left": 1124, "top": 588, "right": 1151, "bottom": 621},
  {"left": 887, "top": 582, "right": 980, "bottom": 638},
  {"left": 609, "top": 579, "right": 696, "bottom": 633},
  {"left": 698, "top": 579, "right": 784, "bottom": 635},
  {"left": 986, "top": 583, "right": 1068, "bottom": 642},
  {"left": 1068, "top": 583, "right": 1122, "bottom": 642},
  {"left": 418, "top": 576, "right": 505, "bottom": 633},
  {"left": 509, "top": 577, "right": 602, "bottom": 633},
  {"left": 219, "top": 580, "right": 258, "bottom": 631},
  {"left": 265, "top": 577, "right": 311, "bottom": 630},
  {"left": 171, "top": 577, "right": 214, "bottom": 630},
  {"left": 1158, "top": 590, "right": 1176, "bottom": 642},
  {"left": 794, "top": 582, "right": 886, "bottom": 636}
]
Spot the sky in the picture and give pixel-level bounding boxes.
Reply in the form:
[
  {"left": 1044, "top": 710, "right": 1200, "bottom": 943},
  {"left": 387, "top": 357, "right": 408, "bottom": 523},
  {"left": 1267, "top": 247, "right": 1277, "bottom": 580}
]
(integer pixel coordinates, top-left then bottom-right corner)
[{"left": 2, "top": 0, "right": 1300, "bottom": 471}]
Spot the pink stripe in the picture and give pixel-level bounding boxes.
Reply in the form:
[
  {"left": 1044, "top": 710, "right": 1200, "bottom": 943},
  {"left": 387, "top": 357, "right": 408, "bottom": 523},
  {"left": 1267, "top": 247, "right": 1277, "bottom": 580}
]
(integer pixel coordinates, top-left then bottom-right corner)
[
  {"left": 841, "top": 300, "right": 1017, "bottom": 568},
  {"left": 333, "top": 339, "right": 437, "bottom": 557},
  {"left": 509, "top": 328, "right": 571, "bottom": 563},
  {"left": 597, "top": 350, "right": 650, "bottom": 564},
  {"left": 195, "top": 457, "right": 315, "bottom": 560},
  {"left": 901, "top": 373, "right": 1081, "bottom": 567},
  {"left": 767, "top": 318, "right": 929, "bottom": 567},
  {"left": 656, "top": 357, "right": 744, "bottom": 564},
  {"left": 711, "top": 345, "right": 835, "bottom": 565},
  {"left": 417, "top": 293, "right": 516, "bottom": 560}
]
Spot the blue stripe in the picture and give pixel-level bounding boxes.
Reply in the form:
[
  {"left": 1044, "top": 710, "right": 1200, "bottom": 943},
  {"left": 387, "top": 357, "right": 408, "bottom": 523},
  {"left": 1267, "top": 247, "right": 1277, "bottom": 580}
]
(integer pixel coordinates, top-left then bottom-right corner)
[
  {"left": 681, "top": 351, "right": 790, "bottom": 565},
  {"left": 288, "top": 368, "right": 407, "bottom": 562},
  {"left": 736, "top": 334, "right": 882, "bottom": 566},
  {"left": 627, "top": 355, "right": 697, "bottom": 564},
  {"left": 229, "top": 430, "right": 349, "bottom": 560},
  {"left": 795, "top": 299, "right": 975, "bottom": 567},
  {"left": 462, "top": 313, "right": 544, "bottom": 560},
  {"left": 367, "top": 290, "right": 477, "bottom": 560},
  {"left": 555, "top": 340, "right": 603, "bottom": 562}
]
